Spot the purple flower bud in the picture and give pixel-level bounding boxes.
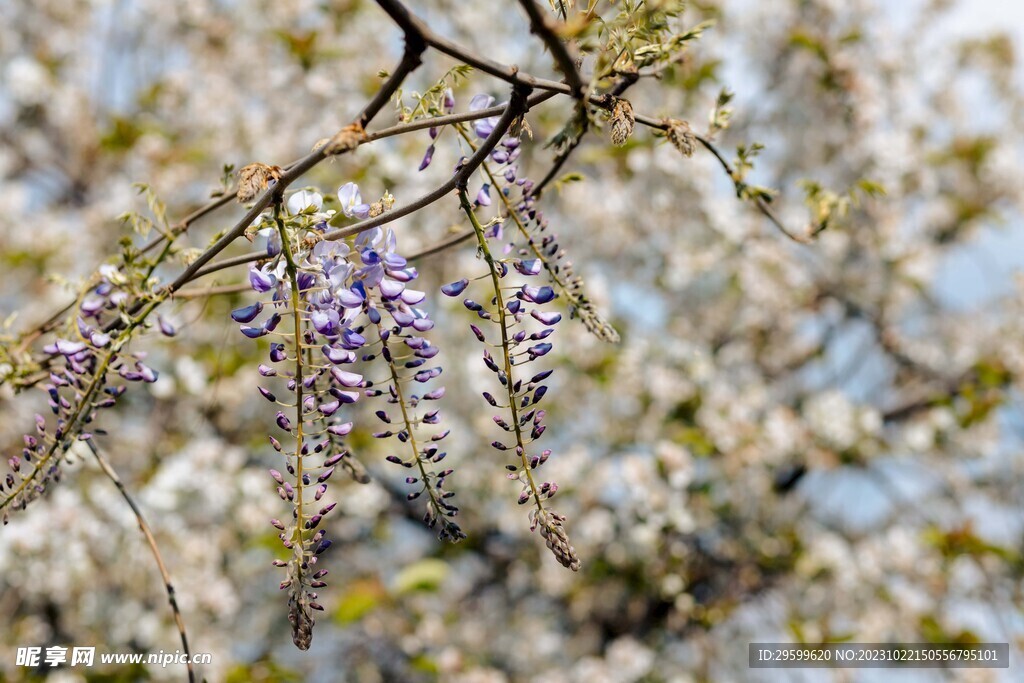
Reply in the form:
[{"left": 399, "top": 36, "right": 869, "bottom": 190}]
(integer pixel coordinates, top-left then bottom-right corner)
[
  {"left": 389, "top": 310, "right": 412, "bottom": 327},
  {"left": 319, "top": 400, "right": 341, "bottom": 416},
  {"left": 419, "top": 144, "right": 435, "bottom": 171},
  {"left": 341, "top": 329, "right": 366, "bottom": 349},
  {"left": 327, "top": 422, "right": 353, "bottom": 436},
  {"left": 158, "top": 315, "right": 176, "bottom": 337},
  {"left": 275, "top": 412, "right": 292, "bottom": 431},
  {"left": 379, "top": 278, "right": 405, "bottom": 299},
  {"left": 531, "top": 310, "right": 562, "bottom": 325},
  {"left": 530, "top": 369, "right": 553, "bottom": 383},
  {"left": 475, "top": 183, "right": 492, "bottom": 207},
  {"left": 311, "top": 309, "right": 340, "bottom": 335},
  {"left": 521, "top": 285, "right": 556, "bottom": 304},
  {"left": 322, "top": 345, "right": 355, "bottom": 364},
  {"left": 389, "top": 266, "right": 418, "bottom": 282},
  {"left": 240, "top": 325, "right": 265, "bottom": 338},
  {"left": 47, "top": 339, "right": 87, "bottom": 356},
  {"left": 80, "top": 296, "right": 104, "bottom": 316},
  {"left": 323, "top": 453, "right": 346, "bottom": 468},
  {"left": 414, "top": 367, "right": 442, "bottom": 383},
  {"left": 330, "top": 367, "right": 363, "bottom": 387},
  {"left": 263, "top": 313, "right": 282, "bottom": 333},
  {"left": 528, "top": 342, "right": 553, "bottom": 358},
  {"left": 137, "top": 363, "right": 159, "bottom": 382},
  {"left": 332, "top": 389, "right": 360, "bottom": 404},
  {"left": 269, "top": 469, "right": 284, "bottom": 484},
  {"left": 337, "top": 287, "right": 365, "bottom": 308},
  {"left": 423, "top": 387, "right": 446, "bottom": 400},
  {"left": 249, "top": 267, "right": 276, "bottom": 293},
  {"left": 441, "top": 279, "right": 469, "bottom": 297},
  {"left": 416, "top": 345, "right": 440, "bottom": 359},
  {"left": 401, "top": 289, "right": 426, "bottom": 305},
  {"left": 514, "top": 259, "right": 543, "bottom": 276}
]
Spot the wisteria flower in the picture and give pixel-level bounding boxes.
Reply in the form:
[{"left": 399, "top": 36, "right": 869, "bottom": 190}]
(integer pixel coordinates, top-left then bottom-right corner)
[
  {"left": 287, "top": 190, "right": 324, "bottom": 215},
  {"left": 355, "top": 228, "right": 407, "bottom": 287},
  {"left": 470, "top": 94, "right": 500, "bottom": 139},
  {"left": 338, "top": 182, "right": 371, "bottom": 219},
  {"left": 249, "top": 264, "right": 278, "bottom": 293}
]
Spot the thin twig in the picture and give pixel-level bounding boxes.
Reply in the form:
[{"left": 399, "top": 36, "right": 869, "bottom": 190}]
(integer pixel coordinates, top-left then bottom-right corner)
[
  {"left": 186, "top": 92, "right": 556, "bottom": 283},
  {"left": 173, "top": 283, "right": 251, "bottom": 299},
  {"left": 516, "top": 0, "right": 585, "bottom": 98},
  {"left": 85, "top": 439, "right": 195, "bottom": 683},
  {"left": 694, "top": 133, "right": 810, "bottom": 244},
  {"left": 408, "top": 229, "right": 476, "bottom": 262},
  {"left": 323, "top": 85, "right": 532, "bottom": 243}
]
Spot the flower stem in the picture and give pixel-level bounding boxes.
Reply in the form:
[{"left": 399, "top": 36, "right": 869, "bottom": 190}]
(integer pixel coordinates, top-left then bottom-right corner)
[
  {"left": 274, "top": 202, "right": 307, "bottom": 577},
  {"left": 458, "top": 188, "right": 543, "bottom": 513}
]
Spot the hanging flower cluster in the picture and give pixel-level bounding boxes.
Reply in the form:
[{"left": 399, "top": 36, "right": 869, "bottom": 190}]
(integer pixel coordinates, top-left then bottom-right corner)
[
  {"left": 450, "top": 182, "right": 581, "bottom": 572},
  {"left": 501, "top": 172, "right": 620, "bottom": 343},
  {"left": 450, "top": 98, "right": 620, "bottom": 344},
  {"left": 1, "top": 265, "right": 164, "bottom": 524},
  {"left": 236, "top": 183, "right": 459, "bottom": 648}
]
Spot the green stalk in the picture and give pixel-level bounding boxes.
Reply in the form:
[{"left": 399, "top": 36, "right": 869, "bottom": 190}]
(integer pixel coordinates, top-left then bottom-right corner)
[
  {"left": 457, "top": 188, "right": 543, "bottom": 513},
  {"left": 274, "top": 203, "right": 307, "bottom": 577}
]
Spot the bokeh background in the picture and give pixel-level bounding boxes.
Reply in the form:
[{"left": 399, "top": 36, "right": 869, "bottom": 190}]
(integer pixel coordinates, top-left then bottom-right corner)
[{"left": 2, "top": 0, "right": 1023, "bottom": 681}]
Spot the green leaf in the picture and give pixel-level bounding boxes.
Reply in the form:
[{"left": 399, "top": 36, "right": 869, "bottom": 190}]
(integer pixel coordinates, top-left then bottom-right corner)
[
  {"left": 333, "top": 578, "right": 386, "bottom": 624},
  {"left": 554, "top": 172, "right": 586, "bottom": 193},
  {"left": 393, "top": 558, "right": 449, "bottom": 595}
]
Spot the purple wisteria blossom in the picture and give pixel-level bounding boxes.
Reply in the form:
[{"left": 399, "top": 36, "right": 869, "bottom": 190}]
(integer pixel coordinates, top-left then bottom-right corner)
[
  {"left": 469, "top": 94, "right": 501, "bottom": 139},
  {"left": 337, "top": 182, "right": 370, "bottom": 219},
  {"left": 232, "top": 183, "right": 462, "bottom": 645},
  {"left": 1, "top": 264, "right": 160, "bottom": 522}
]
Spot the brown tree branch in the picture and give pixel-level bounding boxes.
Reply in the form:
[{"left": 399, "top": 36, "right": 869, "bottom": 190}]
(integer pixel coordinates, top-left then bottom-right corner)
[{"left": 516, "top": 0, "right": 585, "bottom": 98}]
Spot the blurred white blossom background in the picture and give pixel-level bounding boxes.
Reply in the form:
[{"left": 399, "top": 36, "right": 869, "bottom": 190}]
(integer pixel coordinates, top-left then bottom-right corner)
[{"left": 2, "top": 0, "right": 1024, "bottom": 681}]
